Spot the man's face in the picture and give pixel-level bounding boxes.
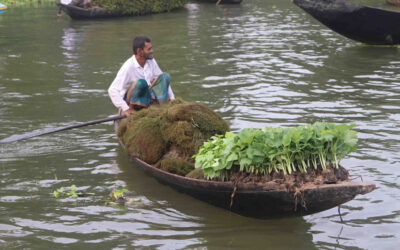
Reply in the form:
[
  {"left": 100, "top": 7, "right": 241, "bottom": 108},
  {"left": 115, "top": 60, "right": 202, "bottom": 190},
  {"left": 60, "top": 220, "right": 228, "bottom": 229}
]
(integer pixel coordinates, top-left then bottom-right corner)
[{"left": 140, "top": 42, "right": 154, "bottom": 60}]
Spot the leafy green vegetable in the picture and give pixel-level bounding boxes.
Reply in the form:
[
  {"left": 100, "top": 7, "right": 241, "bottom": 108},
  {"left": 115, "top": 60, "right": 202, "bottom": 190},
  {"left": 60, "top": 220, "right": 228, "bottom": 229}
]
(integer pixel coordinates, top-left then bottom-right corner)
[{"left": 194, "top": 122, "right": 357, "bottom": 180}]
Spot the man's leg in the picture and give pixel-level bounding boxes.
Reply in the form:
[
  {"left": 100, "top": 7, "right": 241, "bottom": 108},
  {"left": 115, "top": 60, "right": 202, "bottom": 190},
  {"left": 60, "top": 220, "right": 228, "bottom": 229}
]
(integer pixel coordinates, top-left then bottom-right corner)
[
  {"left": 150, "top": 72, "right": 171, "bottom": 104},
  {"left": 125, "top": 79, "right": 151, "bottom": 110}
]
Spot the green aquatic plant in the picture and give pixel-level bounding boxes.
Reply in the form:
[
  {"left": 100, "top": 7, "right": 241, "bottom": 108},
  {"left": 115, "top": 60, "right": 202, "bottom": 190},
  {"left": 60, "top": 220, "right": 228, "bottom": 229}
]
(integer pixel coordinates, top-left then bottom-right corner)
[
  {"left": 53, "top": 185, "right": 95, "bottom": 199},
  {"left": 109, "top": 185, "right": 128, "bottom": 201},
  {"left": 106, "top": 185, "right": 142, "bottom": 207},
  {"left": 53, "top": 185, "right": 84, "bottom": 199},
  {"left": 194, "top": 122, "right": 357, "bottom": 180}
]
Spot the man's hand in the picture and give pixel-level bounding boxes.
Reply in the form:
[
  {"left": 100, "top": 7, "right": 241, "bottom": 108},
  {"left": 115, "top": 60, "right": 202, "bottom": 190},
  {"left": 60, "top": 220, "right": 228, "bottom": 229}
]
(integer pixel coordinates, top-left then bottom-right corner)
[{"left": 122, "top": 109, "right": 132, "bottom": 117}]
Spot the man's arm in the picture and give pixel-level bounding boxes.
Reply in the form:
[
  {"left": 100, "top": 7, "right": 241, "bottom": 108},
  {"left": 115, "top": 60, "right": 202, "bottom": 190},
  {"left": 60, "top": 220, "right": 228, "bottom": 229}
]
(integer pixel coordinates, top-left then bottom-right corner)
[
  {"left": 108, "top": 60, "right": 131, "bottom": 113},
  {"left": 168, "top": 85, "right": 175, "bottom": 100}
]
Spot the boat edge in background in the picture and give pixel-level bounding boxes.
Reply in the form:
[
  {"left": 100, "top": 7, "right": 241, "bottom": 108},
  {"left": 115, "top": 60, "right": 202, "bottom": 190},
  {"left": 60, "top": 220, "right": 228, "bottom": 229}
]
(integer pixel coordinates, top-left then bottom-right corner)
[{"left": 293, "top": 0, "right": 400, "bottom": 45}]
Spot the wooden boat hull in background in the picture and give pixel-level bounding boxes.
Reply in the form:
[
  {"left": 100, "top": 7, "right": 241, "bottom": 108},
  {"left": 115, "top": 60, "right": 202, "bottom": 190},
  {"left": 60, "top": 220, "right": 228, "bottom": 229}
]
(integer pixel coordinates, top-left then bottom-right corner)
[
  {"left": 293, "top": 0, "right": 400, "bottom": 45},
  {"left": 56, "top": 3, "right": 123, "bottom": 19},
  {"left": 115, "top": 121, "right": 375, "bottom": 218}
]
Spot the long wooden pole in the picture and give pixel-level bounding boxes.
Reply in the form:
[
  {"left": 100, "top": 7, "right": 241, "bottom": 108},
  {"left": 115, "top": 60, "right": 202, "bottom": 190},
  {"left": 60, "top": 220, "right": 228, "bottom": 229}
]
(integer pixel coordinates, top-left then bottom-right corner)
[{"left": 0, "top": 115, "right": 126, "bottom": 144}]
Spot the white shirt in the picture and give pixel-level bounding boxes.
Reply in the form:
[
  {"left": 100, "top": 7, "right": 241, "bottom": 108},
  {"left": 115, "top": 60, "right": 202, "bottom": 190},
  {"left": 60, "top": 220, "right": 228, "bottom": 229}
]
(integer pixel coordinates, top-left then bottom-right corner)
[
  {"left": 60, "top": 0, "right": 72, "bottom": 4},
  {"left": 108, "top": 55, "right": 175, "bottom": 111}
]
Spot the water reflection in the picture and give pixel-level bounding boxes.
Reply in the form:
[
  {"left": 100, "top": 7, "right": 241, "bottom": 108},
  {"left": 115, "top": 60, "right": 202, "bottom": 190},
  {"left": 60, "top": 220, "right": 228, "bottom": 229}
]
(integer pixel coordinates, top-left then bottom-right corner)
[{"left": 61, "top": 27, "right": 84, "bottom": 61}]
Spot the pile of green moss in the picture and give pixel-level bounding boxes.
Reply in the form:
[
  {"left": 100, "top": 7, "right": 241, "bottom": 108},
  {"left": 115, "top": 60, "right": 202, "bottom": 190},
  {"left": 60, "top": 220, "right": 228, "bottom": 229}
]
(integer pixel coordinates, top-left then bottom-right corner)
[
  {"left": 117, "top": 98, "right": 229, "bottom": 176},
  {"left": 92, "top": 0, "right": 188, "bottom": 15}
]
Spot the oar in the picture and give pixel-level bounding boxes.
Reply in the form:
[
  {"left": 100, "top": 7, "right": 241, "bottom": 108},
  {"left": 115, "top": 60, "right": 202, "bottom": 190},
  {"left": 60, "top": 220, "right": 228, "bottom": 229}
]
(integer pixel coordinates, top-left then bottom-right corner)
[{"left": 0, "top": 115, "right": 126, "bottom": 144}]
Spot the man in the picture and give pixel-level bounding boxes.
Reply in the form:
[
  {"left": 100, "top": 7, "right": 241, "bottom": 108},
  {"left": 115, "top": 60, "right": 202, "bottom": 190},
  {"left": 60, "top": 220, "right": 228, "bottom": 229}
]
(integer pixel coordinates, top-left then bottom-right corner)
[
  {"left": 57, "top": 0, "right": 91, "bottom": 16},
  {"left": 108, "top": 36, "right": 175, "bottom": 117},
  {"left": 57, "top": 0, "right": 72, "bottom": 16},
  {"left": 70, "top": 0, "right": 92, "bottom": 8}
]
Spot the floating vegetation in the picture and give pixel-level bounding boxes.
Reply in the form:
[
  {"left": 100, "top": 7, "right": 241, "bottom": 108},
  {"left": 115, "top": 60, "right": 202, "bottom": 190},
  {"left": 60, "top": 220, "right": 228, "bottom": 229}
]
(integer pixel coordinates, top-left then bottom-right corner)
[
  {"left": 92, "top": 0, "right": 188, "bottom": 15},
  {"left": 107, "top": 185, "right": 128, "bottom": 205},
  {"left": 106, "top": 185, "right": 142, "bottom": 207},
  {"left": 118, "top": 98, "right": 229, "bottom": 176},
  {"left": 53, "top": 185, "right": 94, "bottom": 199},
  {"left": 194, "top": 122, "right": 357, "bottom": 181}
]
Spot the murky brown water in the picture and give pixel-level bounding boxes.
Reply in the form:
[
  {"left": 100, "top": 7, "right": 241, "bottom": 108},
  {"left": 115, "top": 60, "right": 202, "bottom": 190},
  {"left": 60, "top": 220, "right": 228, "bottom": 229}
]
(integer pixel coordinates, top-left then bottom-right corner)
[{"left": 1, "top": 0, "right": 399, "bottom": 249}]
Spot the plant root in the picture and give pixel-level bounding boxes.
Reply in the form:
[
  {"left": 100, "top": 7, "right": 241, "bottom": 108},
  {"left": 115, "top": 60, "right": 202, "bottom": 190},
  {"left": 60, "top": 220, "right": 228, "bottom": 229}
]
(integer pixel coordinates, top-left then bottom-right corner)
[
  {"left": 230, "top": 173, "right": 246, "bottom": 209},
  {"left": 293, "top": 187, "right": 307, "bottom": 211}
]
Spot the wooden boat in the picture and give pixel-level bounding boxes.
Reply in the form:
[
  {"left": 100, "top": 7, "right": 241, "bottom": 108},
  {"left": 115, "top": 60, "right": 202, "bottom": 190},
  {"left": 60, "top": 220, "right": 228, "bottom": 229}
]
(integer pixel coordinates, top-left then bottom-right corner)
[
  {"left": 56, "top": 2, "right": 123, "bottom": 19},
  {"left": 114, "top": 120, "right": 375, "bottom": 218},
  {"left": 293, "top": 0, "right": 400, "bottom": 45},
  {"left": 196, "top": 0, "right": 243, "bottom": 4}
]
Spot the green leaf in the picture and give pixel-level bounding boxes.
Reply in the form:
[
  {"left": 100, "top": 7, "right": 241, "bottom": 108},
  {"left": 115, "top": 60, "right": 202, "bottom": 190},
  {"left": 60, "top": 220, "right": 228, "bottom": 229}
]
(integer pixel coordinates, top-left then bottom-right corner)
[{"left": 193, "top": 122, "right": 358, "bottom": 179}]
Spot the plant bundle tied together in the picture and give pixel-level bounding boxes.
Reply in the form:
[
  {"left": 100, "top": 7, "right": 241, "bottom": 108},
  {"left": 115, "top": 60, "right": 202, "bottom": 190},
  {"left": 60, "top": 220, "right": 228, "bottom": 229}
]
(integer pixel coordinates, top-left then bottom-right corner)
[{"left": 194, "top": 122, "right": 357, "bottom": 180}]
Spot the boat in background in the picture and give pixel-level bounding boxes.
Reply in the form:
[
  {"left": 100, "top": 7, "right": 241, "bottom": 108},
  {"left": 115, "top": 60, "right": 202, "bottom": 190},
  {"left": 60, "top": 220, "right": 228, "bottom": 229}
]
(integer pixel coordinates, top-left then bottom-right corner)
[
  {"left": 56, "top": 2, "right": 122, "bottom": 19},
  {"left": 114, "top": 120, "right": 375, "bottom": 218},
  {"left": 293, "top": 0, "right": 400, "bottom": 45}
]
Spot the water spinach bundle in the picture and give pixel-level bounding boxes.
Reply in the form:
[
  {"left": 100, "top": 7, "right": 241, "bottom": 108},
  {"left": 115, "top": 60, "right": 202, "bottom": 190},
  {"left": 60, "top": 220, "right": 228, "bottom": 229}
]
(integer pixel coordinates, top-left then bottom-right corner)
[{"left": 194, "top": 122, "right": 357, "bottom": 180}]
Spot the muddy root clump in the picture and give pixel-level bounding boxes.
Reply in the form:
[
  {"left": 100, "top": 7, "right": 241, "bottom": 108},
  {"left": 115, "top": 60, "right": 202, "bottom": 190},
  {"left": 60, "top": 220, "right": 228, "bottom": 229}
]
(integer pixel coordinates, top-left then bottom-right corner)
[{"left": 231, "top": 165, "right": 349, "bottom": 189}]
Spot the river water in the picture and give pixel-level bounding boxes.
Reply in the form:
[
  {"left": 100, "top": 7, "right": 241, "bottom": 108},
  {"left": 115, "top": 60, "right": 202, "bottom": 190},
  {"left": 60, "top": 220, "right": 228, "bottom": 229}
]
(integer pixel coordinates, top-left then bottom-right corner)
[{"left": 0, "top": 0, "right": 399, "bottom": 249}]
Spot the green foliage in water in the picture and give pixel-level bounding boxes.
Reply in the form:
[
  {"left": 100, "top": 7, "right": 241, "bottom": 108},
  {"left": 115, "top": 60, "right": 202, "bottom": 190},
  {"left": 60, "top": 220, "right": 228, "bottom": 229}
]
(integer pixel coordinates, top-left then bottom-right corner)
[
  {"left": 109, "top": 185, "right": 128, "bottom": 201},
  {"left": 194, "top": 122, "right": 358, "bottom": 180},
  {"left": 53, "top": 185, "right": 94, "bottom": 199},
  {"left": 91, "top": 0, "right": 188, "bottom": 15}
]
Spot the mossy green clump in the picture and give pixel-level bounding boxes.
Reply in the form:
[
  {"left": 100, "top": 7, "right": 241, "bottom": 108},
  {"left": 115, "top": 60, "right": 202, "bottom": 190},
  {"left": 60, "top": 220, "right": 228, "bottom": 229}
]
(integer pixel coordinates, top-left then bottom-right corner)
[
  {"left": 124, "top": 117, "right": 166, "bottom": 164},
  {"left": 185, "top": 168, "right": 204, "bottom": 179},
  {"left": 91, "top": 0, "right": 188, "bottom": 15},
  {"left": 159, "top": 158, "right": 194, "bottom": 176},
  {"left": 162, "top": 101, "right": 230, "bottom": 156},
  {"left": 118, "top": 98, "right": 230, "bottom": 176}
]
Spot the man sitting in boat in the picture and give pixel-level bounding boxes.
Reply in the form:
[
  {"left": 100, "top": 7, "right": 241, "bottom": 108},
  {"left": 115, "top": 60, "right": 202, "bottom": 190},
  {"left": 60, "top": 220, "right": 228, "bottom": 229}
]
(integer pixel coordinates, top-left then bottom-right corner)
[
  {"left": 57, "top": 0, "right": 93, "bottom": 16},
  {"left": 70, "top": 0, "right": 92, "bottom": 9},
  {"left": 108, "top": 36, "right": 175, "bottom": 117}
]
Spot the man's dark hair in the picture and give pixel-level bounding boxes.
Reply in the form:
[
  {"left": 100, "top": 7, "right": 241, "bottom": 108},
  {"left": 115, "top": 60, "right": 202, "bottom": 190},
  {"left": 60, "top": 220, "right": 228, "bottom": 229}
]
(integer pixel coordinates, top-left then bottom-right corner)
[{"left": 132, "top": 36, "right": 151, "bottom": 55}]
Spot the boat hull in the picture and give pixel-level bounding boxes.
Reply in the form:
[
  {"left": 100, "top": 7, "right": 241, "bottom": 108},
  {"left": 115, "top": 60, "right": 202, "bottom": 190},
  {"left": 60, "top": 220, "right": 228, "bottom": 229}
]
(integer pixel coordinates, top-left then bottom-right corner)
[
  {"left": 57, "top": 3, "right": 123, "bottom": 19},
  {"left": 132, "top": 157, "right": 375, "bottom": 217},
  {"left": 293, "top": 0, "right": 400, "bottom": 45},
  {"left": 115, "top": 121, "right": 375, "bottom": 218}
]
